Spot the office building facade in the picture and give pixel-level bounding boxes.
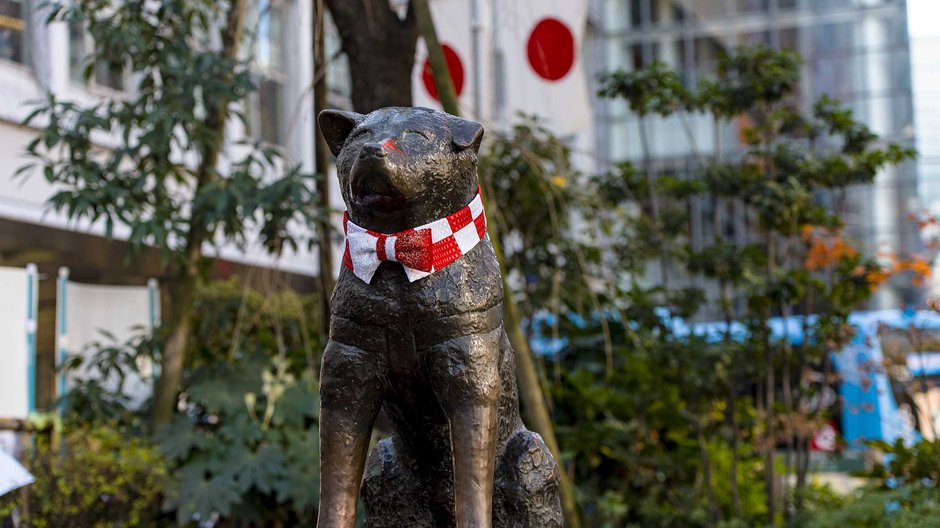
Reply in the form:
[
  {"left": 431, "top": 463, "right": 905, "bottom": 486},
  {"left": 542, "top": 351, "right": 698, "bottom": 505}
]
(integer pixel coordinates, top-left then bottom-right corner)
[{"left": 592, "top": 0, "right": 922, "bottom": 312}]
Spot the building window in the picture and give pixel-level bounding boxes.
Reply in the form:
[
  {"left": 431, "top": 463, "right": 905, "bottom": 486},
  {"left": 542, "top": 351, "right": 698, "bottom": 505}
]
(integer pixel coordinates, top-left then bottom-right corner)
[
  {"left": 69, "top": 22, "right": 125, "bottom": 90},
  {"left": 247, "top": 0, "right": 285, "bottom": 145},
  {"left": 629, "top": 0, "right": 644, "bottom": 28},
  {"left": 324, "top": 11, "right": 351, "bottom": 102},
  {"left": 0, "top": 0, "right": 27, "bottom": 65},
  {"left": 736, "top": 0, "right": 769, "bottom": 13}
]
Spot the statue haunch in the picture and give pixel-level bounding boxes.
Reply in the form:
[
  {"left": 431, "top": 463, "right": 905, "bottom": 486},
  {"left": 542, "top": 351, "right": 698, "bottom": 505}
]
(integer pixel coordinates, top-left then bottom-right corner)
[{"left": 316, "top": 106, "right": 563, "bottom": 528}]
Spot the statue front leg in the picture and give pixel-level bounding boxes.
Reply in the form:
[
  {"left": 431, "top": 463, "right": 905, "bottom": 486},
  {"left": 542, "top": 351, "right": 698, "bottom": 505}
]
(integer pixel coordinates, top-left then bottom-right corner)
[
  {"left": 425, "top": 327, "right": 502, "bottom": 528},
  {"left": 318, "top": 338, "right": 387, "bottom": 528}
]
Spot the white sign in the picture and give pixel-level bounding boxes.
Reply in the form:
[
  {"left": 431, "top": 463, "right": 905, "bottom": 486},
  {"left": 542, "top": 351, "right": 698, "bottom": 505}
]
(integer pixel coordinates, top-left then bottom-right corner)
[
  {"left": 0, "top": 266, "right": 31, "bottom": 419},
  {"left": 0, "top": 449, "right": 33, "bottom": 497}
]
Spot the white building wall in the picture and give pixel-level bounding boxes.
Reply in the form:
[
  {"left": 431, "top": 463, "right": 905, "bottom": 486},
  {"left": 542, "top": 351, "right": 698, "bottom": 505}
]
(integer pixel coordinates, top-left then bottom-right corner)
[{"left": 0, "top": 0, "right": 321, "bottom": 278}]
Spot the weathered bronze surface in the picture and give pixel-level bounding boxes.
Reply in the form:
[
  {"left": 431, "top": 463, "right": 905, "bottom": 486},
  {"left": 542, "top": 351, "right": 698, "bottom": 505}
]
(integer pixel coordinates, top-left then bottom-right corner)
[{"left": 316, "top": 106, "right": 563, "bottom": 528}]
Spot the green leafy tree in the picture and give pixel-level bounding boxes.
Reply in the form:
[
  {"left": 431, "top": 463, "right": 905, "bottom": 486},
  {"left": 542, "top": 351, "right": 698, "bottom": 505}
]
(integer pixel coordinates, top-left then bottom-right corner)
[
  {"left": 22, "top": 0, "right": 321, "bottom": 429},
  {"left": 561, "top": 44, "right": 917, "bottom": 527}
]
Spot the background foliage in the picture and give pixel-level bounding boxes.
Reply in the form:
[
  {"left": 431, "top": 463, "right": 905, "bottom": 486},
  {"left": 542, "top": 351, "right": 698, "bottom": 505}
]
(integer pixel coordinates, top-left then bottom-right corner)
[
  {"left": 6, "top": 281, "right": 321, "bottom": 527},
  {"left": 5, "top": 6, "right": 939, "bottom": 522},
  {"left": 0, "top": 427, "right": 170, "bottom": 528}
]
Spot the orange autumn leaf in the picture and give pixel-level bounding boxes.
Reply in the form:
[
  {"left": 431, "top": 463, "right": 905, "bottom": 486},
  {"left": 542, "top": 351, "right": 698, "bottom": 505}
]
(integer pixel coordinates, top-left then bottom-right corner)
[
  {"left": 865, "top": 268, "right": 890, "bottom": 291},
  {"left": 908, "top": 255, "right": 932, "bottom": 278},
  {"left": 803, "top": 226, "right": 858, "bottom": 270}
]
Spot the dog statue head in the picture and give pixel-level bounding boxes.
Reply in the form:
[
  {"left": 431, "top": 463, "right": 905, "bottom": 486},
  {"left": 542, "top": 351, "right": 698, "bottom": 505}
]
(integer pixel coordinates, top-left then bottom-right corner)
[{"left": 318, "top": 107, "right": 484, "bottom": 233}]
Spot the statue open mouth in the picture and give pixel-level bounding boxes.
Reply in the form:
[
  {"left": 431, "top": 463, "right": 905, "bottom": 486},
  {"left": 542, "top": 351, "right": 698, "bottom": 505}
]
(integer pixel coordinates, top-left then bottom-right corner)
[
  {"left": 357, "top": 190, "right": 407, "bottom": 211},
  {"left": 350, "top": 164, "right": 407, "bottom": 212}
]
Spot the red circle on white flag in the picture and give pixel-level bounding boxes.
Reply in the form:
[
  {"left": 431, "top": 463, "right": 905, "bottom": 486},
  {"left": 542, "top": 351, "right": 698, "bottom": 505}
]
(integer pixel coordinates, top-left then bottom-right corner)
[
  {"left": 422, "top": 43, "right": 465, "bottom": 101},
  {"left": 526, "top": 17, "right": 576, "bottom": 81}
]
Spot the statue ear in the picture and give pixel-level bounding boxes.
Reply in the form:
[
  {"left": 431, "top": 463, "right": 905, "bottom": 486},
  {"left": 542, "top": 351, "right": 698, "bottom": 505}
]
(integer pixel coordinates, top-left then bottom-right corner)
[
  {"left": 318, "top": 109, "right": 364, "bottom": 156},
  {"left": 450, "top": 116, "right": 484, "bottom": 153}
]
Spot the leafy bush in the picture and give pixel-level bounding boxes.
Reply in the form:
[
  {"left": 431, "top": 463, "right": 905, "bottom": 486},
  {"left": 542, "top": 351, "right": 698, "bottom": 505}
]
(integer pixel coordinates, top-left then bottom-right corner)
[
  {"left": 0, "top": 427, "right": 170, "bottom": 528},
  {"left": 160, "top": 281, "right": 320, "bottom": 525},
  {"left": 798, "top": 439, "right": 940, "bottom": 527},
  {"left": 186, "top": 279, "right": 321, "bottom": 371},
  {"left": 551, "top": 315, "right": 768, "bottom": 528},
  {"left": 156, "top": 354, "right": 320, "bottom": 526},
  {"left": 53, "top": 280, "right": 322, "bottom": 526},
  {"left": 802, "top": 484, "right": 940, "bottom": 528}
]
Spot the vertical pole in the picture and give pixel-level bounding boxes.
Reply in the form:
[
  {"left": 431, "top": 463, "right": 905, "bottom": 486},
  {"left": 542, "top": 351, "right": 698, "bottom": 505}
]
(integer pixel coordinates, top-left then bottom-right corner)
[
  {"left": 25, "top": 263, "right": 38, "bottom": 414},
  {"left": 56, "top": 267, "right": 69, "bottom": 414},
  {"left": 413, "top": 0, "right": 460, "bottom": 115},
  {"left": 470, "top": 0, "right": 483, "bottom": 120},
  {"left": 147, "top": 278, "right": 160, "bottom": 386}
]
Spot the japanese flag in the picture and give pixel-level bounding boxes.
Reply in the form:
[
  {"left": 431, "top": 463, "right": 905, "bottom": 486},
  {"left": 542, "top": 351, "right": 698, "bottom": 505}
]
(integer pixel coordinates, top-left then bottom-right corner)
[
  {"left": 413, "top": 1, "right": 590, "bottom": 137},
  {"left": 411, "top": 0, "right": 481, "bottom": 118},
  {"left": 494, "top": 1, "right": 590, "bottom": 136}
]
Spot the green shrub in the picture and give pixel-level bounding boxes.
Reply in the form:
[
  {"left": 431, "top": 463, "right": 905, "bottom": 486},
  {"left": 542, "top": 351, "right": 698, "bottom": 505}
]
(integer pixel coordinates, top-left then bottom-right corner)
[
  {"left": 159, "top": 280, "right": 321, "bottom": 525},
  {"left": 156, "top": 354, "right": 320, "bottom": 526},
  {"left": 800, "top": 439, "right": 940, "bottom": 527},
  {"left": 55, "top": 279, "right": 322, "bottom": 526},
  {"left": 0, "top": 427, "right": 170, "bottom": 528}
]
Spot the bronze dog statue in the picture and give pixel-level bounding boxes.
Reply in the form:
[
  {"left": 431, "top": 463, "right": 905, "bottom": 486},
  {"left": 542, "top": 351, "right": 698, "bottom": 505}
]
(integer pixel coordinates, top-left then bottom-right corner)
[{"left": 316, "top": 106, "right": 563, "bottom": 528}]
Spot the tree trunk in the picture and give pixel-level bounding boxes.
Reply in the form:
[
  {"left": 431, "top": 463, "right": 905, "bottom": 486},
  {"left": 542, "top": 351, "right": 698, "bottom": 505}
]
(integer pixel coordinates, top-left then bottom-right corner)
[
  {"left": 727, "top": 381, "right": 743, "bottom": 519},
  {"left": 151, "top": 0, "right": 250, "bottom": 430},
  {"left": 314, "top": 0, "right": 335, "bottom": 339},
  {"left": 637, "top": 115, "right": 668, "bottom": 288},
  {"left": 764, "top": 233, "right": 777, "bottom": 525},
  {"left": 323, "top": 0, "right": 418, "bottom": 112},
  {"left": 696, "top": 423, "right": 720, "bottom": 524}
]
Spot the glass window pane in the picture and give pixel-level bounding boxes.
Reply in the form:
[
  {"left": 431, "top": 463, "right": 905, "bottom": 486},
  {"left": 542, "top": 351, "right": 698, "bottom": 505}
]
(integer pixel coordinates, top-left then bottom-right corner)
[
  {"left": 324, "top": 12, "right": 350, "bottom": 101},
  {"left": 736, "top": 0, "right": 768, "bottom": 13},
  {"left": 815, "top": 22, "right": 856, "bottom": 52},
  {"left": 681, "top": 0, "right": 730, "bottom": 19},
  {"left": 630, "top": 0, "right": 643, "bottom": 28},
  {"left": 779, "top": 27, "right": 799, "bottom": 54},
  {"left": 69, "top": 22, "right": 86, "bottom": 83},
  {"left": 94, "top": 61, "right": 124, "bottom": 91},
  {"left": 0, "top": 0, "right": 27, "bottom": 64},
  {"left": 69, "top": 21, "right": 124, "bottom": 90},
  {"left": 250, "top": 0, "right": 285, "bottom": 144},
  {"left": 257, "top": 0, "right": 283, "bottom": 72},
  {"left": 812, "top": 55, "right": 863, "bottom": 99},
  {"left": 259, "top": 78, "right": 282, "bottom": 145},
  {"left": 693, "top": 34, "right": 732, "bottom": 77},
  {"left": 738, "top": 30, "right": 771, "bottom": 47}
]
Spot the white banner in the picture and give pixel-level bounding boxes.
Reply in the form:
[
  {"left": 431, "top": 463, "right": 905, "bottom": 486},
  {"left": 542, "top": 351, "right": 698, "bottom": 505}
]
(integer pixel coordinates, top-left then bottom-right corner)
[
  {"left": 58, "top": 274, "right": 159, "bottom": 409},
  {"left": 0, "top": 265, "right": 34, "bottom": 419},
  {"left": 495, "top": 1, "right": 589, "bottom": 136},
  {"left": 412, "top": 1, "right": 590, "bottom": 137}
]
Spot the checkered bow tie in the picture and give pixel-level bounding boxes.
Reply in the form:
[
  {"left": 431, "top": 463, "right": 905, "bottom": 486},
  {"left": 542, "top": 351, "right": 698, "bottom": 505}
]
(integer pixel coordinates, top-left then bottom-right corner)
[{"left": 342, "top": 190, "right": 487, "bottom": 284}]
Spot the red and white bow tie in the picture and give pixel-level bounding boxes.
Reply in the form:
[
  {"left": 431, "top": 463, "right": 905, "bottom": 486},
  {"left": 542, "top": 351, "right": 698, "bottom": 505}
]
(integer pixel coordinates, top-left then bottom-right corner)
[{"left": 342, "top": 190, "right": 487, "bottom": 284}]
